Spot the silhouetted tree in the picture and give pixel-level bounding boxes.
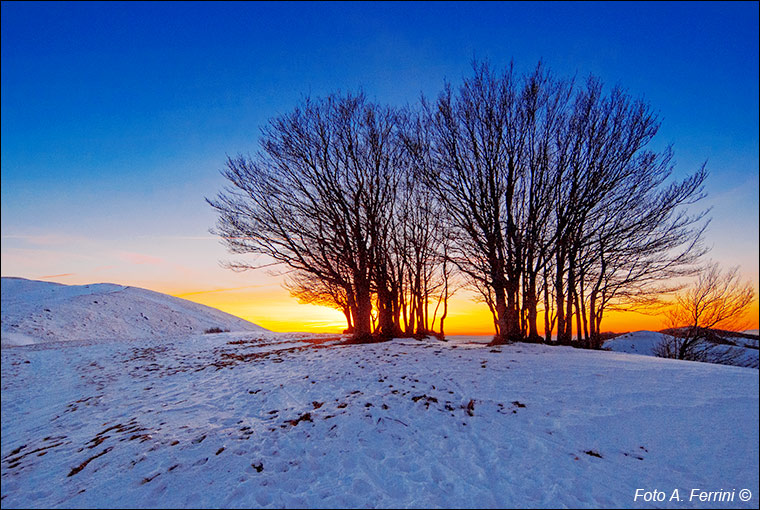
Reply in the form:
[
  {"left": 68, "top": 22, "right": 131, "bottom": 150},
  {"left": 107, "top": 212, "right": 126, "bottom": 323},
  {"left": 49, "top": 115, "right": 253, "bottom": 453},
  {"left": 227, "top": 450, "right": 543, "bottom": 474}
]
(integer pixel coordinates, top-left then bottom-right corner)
[
  {"left": 419, "top": 62, "right": 526, "bottom": 344},
  {"left": 398, "top": 109, "right": 455, "bottom": 338},
  {"left": 548, "top": 77, "right": 709, "bottom": 346},
  {"left": 654, "top": 263, "right": 755, "bottom": 362},
  {"left": 208, "top": 92, "right": 401, "bottom": 341}
]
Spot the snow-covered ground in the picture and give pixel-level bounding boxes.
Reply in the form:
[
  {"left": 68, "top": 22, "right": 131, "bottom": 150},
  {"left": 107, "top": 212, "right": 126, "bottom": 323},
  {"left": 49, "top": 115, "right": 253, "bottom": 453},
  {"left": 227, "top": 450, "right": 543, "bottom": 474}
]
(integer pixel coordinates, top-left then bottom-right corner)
[
  {"left": 606, "top": 331, "right": 759, "bottom": 369},
  {"left": 1, "top": 278, "right": 266, "bottom": 346},
  {"left": 2, "top": 331, "right": 757, "bottom": 508},
  {"left": 604, "top": 331, "right": 668, "bottom": 357}
]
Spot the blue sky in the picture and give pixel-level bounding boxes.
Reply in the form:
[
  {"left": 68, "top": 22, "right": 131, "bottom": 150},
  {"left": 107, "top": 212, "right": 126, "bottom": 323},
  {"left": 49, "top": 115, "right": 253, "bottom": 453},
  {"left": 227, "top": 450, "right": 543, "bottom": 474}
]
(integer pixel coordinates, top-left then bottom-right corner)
[{"left": 2, "top": 1, "right": 758, "bottom": 331}]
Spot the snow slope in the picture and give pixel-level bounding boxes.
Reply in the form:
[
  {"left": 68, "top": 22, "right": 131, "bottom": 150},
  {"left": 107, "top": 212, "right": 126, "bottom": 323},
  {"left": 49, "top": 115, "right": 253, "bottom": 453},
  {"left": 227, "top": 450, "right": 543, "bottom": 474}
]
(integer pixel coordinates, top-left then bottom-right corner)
[
  {"left": 604, "top": 331, "right": 671, "bottom": 357},
  {"left": 1, "top": 277, "right": 267, "bottom": 346},
  {"left": 606, "top": 331, "right": 759, "bottom": 369},
  {"left": 2, "top": 333, "right": 757, "bottom": 508}
]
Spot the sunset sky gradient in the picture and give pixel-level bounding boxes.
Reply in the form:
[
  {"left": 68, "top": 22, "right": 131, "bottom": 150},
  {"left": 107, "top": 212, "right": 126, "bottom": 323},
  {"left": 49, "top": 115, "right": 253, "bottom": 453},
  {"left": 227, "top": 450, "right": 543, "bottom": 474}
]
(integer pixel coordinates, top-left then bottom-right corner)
[{"left": 2, "top": 2, "right": 758, "bottom": 334}]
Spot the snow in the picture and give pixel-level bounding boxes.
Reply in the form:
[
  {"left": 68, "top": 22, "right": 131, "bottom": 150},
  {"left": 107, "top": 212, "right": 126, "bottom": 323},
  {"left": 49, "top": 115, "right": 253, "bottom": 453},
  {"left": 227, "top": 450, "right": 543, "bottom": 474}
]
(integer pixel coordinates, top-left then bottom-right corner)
[
  {"left": 605, "top": 331, "right": 760, "bottom": 369},
  {"left": 0, "top": 331, "right": 39, "bottom": 347},
  {"left": 2, "top": 281, "right": 757, "bottom": 507},
  {"left": 1, "top": 277, "right": 267, "bottom": 346},
  {"left": 2, "top": 332, "right": 757, "bottom": 508},
  {"left": 604, "top": 331, "right": 672, "bottom": 356}
]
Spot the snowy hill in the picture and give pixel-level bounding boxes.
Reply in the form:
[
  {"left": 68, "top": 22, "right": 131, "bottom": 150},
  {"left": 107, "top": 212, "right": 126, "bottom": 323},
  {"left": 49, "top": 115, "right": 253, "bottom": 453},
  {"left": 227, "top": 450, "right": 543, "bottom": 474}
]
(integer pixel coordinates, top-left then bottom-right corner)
[
  {"left": 1, "top": 277, "right": 267, "bottom": 346},
  {"left": 604, "top": 330, "right": 667, "bottom": 356},
  {"left": 1, "top": 333, "right": 757, "bottom": 508},
  {"left": 605, "top": 330, "right": 759, "bottom": 369}
]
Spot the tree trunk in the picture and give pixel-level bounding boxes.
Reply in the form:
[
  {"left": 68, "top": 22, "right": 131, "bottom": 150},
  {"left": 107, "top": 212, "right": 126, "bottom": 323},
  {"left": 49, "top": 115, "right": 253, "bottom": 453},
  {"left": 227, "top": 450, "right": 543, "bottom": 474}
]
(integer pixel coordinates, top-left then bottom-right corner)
[
  {"left": 525, "top": 270, "right": 541, "bottom": 342},
  {"left": 543, "top": 268, "right": 553, "bottom": 343},
  {"left": 353, "top": 279, "right": 373, "bottom": 340},
  {"left": 579, "top": 279, "right": 589, "bottom": 343},
  {"left": 555, "top": 249, "right": 567, "bottom": 344},
  {"left": 491, "top": 276, "right": 511, "bottom": 344},
  {"left": 589, "top": 289, "right": 597, "bottom": 345},
  {"left": 563, "top": 247, "right": 576, "bottom": 344},
  {"left": 376, "top": 282, "right": 395, "bottom": 338},
  {"left": 342, "top": 305, "right": 354, "bottom": 333},
  {"left": 439, "top": 284, "right": 448, "bottom": 339},
  {"left": 574, "top": 288, "right": 582, "bottom": 344}
]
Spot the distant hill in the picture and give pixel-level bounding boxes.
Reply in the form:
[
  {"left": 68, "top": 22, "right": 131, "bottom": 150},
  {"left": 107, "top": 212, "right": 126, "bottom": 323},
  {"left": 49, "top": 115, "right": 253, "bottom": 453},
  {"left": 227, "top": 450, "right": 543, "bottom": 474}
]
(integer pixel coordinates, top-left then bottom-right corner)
[
  {"left": 660, "top": 326, "right": 760, "bottom": 344},
  {"left": 1, "top": 277, "right": 267, "bottom": 346},
  {"left": 605, "top": 330, "right": 758, "bottom": 369}
]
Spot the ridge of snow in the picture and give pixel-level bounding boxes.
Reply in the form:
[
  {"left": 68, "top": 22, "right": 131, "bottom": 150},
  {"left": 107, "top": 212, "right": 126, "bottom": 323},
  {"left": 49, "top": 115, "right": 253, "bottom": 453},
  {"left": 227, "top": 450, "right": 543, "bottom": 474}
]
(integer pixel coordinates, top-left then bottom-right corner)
[{"left": 1, "top": 277, "right": 267, "bottom": 346}]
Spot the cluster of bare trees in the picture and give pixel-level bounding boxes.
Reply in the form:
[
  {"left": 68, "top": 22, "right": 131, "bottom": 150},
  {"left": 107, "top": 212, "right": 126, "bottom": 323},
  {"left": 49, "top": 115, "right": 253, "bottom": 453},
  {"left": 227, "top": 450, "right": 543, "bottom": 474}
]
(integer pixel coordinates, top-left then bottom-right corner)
[
  {"left": 209, "top": 61, "right": 710, "bottom": 345},
  {"left": 208, "top": 94, "right": 451, "bottom": 341}
]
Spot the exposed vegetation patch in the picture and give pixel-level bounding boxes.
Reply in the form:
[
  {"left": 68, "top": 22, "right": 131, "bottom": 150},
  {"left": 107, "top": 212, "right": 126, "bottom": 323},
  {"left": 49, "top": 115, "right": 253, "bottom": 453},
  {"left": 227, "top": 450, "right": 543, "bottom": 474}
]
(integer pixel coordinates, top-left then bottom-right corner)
[
  {"left": 68, "top": 447, "right": 113, "bottom": 477},
  {"left": 204, "top": 327, "right": 230, "bottom": 334}
]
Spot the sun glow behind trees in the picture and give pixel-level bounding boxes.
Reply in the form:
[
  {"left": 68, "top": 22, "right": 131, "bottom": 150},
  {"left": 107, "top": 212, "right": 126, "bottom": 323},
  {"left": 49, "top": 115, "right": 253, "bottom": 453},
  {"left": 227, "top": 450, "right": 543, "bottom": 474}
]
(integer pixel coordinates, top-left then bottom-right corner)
[
  {"left": 208, "top": 62, "right": 718, "bottom": 344},
  {"left": 169, "top": 277, "right": 759, "bottom": 337}
]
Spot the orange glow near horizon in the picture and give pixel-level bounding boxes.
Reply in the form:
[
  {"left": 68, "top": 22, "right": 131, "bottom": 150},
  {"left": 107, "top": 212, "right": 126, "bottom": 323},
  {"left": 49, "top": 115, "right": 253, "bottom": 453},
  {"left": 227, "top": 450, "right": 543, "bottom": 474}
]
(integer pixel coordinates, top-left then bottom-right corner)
[
  {"left": 172, "top": 285, "right": 348, "bottom": 333},
  {"left": 169, "top": 287, "right": 760, "bottom": 336},
  {"left": 12, "top": 267, "right": 755, "bottom": 336}
]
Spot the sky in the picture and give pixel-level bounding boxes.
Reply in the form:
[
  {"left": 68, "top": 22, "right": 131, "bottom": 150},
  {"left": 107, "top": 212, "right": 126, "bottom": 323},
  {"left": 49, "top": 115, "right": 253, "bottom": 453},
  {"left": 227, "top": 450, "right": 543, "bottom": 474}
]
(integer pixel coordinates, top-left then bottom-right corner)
[{"left": 2, "top": 1, "right": 758, "bottom": 334}]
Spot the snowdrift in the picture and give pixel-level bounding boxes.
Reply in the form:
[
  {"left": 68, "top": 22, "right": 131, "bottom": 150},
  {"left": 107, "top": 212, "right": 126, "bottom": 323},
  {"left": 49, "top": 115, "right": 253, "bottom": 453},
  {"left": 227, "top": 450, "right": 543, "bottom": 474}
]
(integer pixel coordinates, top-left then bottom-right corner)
[{"left": 1, "top": 277, "right": 267, "bottom": 346}]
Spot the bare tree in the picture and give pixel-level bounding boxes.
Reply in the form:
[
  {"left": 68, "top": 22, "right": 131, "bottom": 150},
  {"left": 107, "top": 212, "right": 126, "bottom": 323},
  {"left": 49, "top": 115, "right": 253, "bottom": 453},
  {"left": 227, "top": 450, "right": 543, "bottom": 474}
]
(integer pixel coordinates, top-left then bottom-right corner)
[
  {"left": 397, "top": 109, "right": 456, "bottom": 339},
  {"left": 513, "top": 64, "right": 573, "bottom": 342},
  {"left": 548, "top": 77, "right": 709, "bottom": 346},
  {"left": 418, "top": 62, "right": 527, "bottom": 344},
  {"left": 577, "top": 160, "right": 709, "bottom": 348},
  {"left": 654, "top": 263, "right": 755, "bottom": 363},
  {"left": 208, "top": 92, "right": 401, "bottom": 342},
  {"left": 418, "top": 62, "right": 708, "bottom": 345}
]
